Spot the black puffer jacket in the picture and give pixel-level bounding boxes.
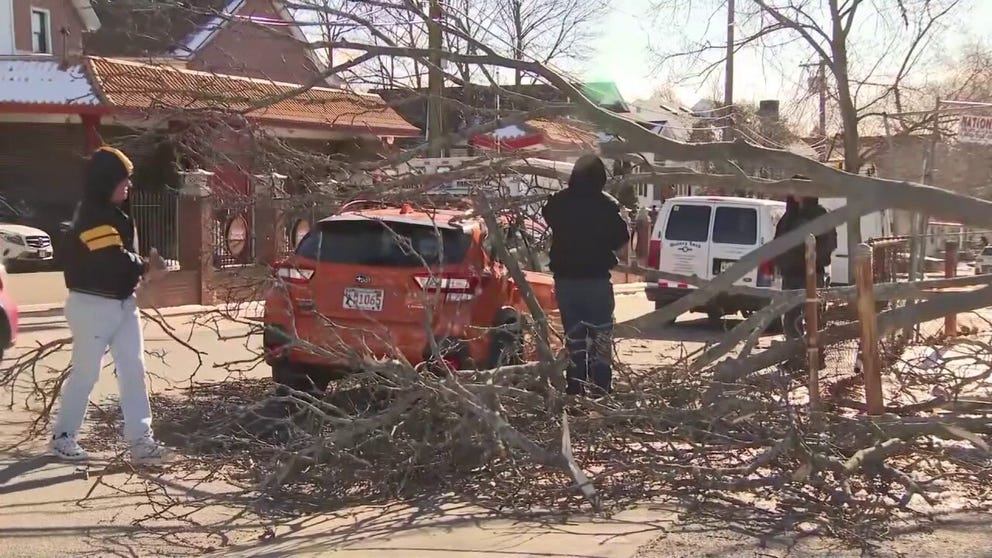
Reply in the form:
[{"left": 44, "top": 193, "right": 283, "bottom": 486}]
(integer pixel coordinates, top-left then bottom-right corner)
[
  {"left": 774, "top": 196, "right": 838, "bottom": 277},
  {"left": 541, "top": 155, "right": 630, "bottom": 279},
  {"left": 63, "top": 148, "right": 148, "bottom": 300}
]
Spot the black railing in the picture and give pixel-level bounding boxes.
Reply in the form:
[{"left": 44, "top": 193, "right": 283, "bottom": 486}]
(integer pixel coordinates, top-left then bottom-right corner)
[{"left": 130, "top": 189, "right": 180, "bottom": 262}]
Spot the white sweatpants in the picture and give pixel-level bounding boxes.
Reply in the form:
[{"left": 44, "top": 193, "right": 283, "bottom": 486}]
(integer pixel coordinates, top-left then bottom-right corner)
[{"left": 52, "top": 291, "right": 153, "bottom": 442}]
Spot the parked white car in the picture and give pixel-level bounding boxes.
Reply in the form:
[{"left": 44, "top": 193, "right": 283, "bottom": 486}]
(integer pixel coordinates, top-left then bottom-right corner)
[{"left": 0, "top": 223, "right": 54, "bottom": 266}]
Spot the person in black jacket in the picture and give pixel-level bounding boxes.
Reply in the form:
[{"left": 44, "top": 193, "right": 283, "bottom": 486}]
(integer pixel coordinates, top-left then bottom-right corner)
[
  {"left": 542, "top": 154, "right": 630, "bottom": 396},
  {"left": 774, "top": 193, "right": 837, "bottom": 338},
  {"left": 50, "top": 146, "right": 168, "bottom": 464}
]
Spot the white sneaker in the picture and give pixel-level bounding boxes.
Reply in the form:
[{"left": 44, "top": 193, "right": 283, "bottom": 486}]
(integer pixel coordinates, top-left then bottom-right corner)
[
  {"left": 49, "top": 433, "right": 89, "bottom": 461},
  {"left": 129, "top": 436, "right": 171, "bottom": 465}
]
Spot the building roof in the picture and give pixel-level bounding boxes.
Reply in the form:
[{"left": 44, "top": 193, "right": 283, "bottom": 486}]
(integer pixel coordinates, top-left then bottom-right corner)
[
  {"left": 0, "top": 57, "right": 100, "bottom": 107},
  {"left": 86, "top": 57, "right": 419, "bottom": 136},
  {"left": 85, "top": 0, "right": 233, "bottom": 57},
  {"left": 470, "top": 119, "right": 598, "bottom": 151},
  {"left": 377, "top": 81, "right": 630, "bottom": 132},
  {"left": 71, "top": 0, "right": 102, "bottom": 32}
]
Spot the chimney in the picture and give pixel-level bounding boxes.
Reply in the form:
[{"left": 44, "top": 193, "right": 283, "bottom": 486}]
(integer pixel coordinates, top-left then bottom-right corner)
[{"left": 757, "top": 99, "right": 780, "bottom": 121}]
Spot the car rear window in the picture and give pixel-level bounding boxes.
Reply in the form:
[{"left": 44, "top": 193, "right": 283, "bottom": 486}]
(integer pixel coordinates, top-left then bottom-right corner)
[
  {"left": 713, "top": 207, "right": 758, "bottom": 245},
  {"left": 665, "top": 204, "right": 711, "bottom": 242},
  {"left": 297, "top": 220, "right": 472, "bottom": 267}
]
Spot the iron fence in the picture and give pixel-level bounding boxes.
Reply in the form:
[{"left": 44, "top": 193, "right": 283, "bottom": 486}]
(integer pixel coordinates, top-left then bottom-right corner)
[
  {"left": 212, "top": 201, "right": 255, "bottom": 268},
  {"left": 130, "top": 189, "right": 180, "bottom": 262}
]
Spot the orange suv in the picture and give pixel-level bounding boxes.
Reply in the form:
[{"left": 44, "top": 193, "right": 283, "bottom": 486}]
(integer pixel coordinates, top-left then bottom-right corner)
[{"left": 262, "top": 202, "right": 558, "bottom": 392}]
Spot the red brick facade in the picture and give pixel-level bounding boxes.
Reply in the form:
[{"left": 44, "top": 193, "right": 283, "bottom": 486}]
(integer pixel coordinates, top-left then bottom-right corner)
[
  {"left": 12, "top": 0, "right": 86, "bottom": 55},
  {"left": 187, "top": 0, "right": 320, "bottom": 84}
]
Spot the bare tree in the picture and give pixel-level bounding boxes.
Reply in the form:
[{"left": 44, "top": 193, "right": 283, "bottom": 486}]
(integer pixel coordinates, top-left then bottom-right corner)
[
  {"left": 653, "top": 0, "right": 967, "bottom": 172},
  {"left": 488, "top": 0, "right": 609, "bottom": 84}
]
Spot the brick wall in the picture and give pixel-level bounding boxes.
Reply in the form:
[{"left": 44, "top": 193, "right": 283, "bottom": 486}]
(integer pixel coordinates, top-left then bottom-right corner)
[
  {"left": 12, "top": 0, "right": 85, "bottom": 54},
  {"left": 187, "top": 0, "right": 319, "bottom": 84}
]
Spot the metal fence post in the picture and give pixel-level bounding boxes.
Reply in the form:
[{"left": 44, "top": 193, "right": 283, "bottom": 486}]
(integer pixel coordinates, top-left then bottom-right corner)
[
  {"left": 855, "top": 243, "right": 884, "bottom": 415},
  {"left": 945, "top": 240, "right": 959, "bottom": 338},
  {"left": 804, "top": 234, "right": 821, "bottom": 416}
]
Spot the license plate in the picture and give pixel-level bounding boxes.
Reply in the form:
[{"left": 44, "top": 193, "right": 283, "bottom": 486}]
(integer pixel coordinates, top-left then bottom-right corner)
[
  {"left": 720, "top": 261, "right": 735, "bottom": 273},
  {"left": 38, "top": 250, "right": 50, "bottom": 258},
  {"left": 343, "top": 288, "right": 384, "bottom": 311}
]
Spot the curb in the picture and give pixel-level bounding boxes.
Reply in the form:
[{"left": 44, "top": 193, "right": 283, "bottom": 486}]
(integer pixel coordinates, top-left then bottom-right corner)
[{"left": 614, "top": 282, "right": 647, "bottom": 295}]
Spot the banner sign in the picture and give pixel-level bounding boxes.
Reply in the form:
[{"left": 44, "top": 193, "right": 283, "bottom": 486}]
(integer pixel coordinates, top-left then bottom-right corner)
[{"left": 958, "top": 115, "right": 992, "bottom": 145}]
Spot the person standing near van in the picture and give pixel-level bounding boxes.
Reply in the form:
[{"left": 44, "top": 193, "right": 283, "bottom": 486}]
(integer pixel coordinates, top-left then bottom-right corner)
[
  {"left": 49, "top": 146, "right": 168, "bottom": 464},
  {"left": 542, "top": 154, "right": 630, "bottom": 396},
  {"left": 774, "top": 194, "right": 837, "bottom": 338}
]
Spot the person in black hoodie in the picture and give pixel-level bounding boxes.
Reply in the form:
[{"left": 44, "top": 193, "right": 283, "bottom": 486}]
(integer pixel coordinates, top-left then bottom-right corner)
[
  {"left": 50, "top": 146, "right": 168, "bottom": 464},
  {"left": 774, "top": 193, "right": 837, "bottom": 338},
  {"left": 542, "top": 154, "right": 630, "bottom": 395}
]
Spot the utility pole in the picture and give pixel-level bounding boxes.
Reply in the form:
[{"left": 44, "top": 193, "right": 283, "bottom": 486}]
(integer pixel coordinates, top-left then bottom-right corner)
[
  {"left": 427, "top": 0, "right": 444, "bottom": 157},
  {"left": 722, "top": 0, "right": 735, "bottom": 141},
  {"left": 800, "top": 59, "right": 827, "bottom": 137}
]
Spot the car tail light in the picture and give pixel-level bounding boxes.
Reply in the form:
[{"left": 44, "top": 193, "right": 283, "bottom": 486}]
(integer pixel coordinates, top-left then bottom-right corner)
[
  {"left": 647, "top": 239, "right": 662, "bottom": 269},
  {"left": 756, "top": 260, "right": 776, "bottom": 288},
  {"left": 414, "top": 272, "right": 480, "bottom": 301},
  {"left": 274, "top": 263, "right": 315, "bottom": 285}
]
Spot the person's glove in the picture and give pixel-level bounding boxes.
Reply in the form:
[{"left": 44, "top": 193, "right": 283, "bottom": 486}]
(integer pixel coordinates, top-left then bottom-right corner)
[{"left": 144, "top": 247, "right": 169, "bottom": 283}]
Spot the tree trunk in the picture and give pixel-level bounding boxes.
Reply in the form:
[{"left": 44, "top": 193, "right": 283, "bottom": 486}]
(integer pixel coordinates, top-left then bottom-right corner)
[
  {"left": 830, "top": 0, "right": 862, "bottom": 284},
  {"left": 513, "top": 0, "right": 524, "bottom": 85}
]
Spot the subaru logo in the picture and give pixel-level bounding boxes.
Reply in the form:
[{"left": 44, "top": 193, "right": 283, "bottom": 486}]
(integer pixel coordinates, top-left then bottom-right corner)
[{"left": 355, "top": 274, "right": 371, "bottom": 284}]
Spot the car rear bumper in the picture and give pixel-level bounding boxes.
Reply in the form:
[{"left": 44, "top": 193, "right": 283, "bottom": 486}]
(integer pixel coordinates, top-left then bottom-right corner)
[
  {"left": 262, "top": 320, "right": 486, "bottom": 370},
  {"left": 644, "top": 284, "right": 772, "bottom": 313}
]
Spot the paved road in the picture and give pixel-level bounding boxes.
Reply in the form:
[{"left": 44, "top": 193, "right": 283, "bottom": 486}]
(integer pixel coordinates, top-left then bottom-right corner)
[
  {"left": 1, "top": 293, "right": 735, "bottom": 557},
  {"left": 5, "top": 271, "right": 66, "bottom": 307}
]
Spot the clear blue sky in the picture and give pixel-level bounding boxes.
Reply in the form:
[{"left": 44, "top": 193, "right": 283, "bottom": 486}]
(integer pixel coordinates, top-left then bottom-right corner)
[{"left": 586, "top": 0, "right": 992, "bottom": 108}]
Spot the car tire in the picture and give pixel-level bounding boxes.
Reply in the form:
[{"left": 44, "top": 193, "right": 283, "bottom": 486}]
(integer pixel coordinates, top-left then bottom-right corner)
[
  {"left": 271, "top": 361, "right": 332, "bottom": 395},
  {"left": 488, "top": 327, "right": 525, "bottom": 369},
  {"left": 0, "top": 311, "right": 9, "bottom": 362}
]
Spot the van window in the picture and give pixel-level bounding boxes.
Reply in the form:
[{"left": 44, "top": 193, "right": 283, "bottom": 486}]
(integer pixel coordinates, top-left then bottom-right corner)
[
  {"left": 713, "top": 207, "right": 758, "bottom": 245},
  {"left": 665, "top": 204, "right": 711, "bottom": 242},
  {"left": 297, "top": 220, "right": 472, "bottom": 267}
]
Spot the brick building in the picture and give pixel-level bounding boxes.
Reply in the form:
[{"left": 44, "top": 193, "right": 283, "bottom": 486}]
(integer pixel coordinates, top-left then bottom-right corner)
[{"left": 0, "top": 0, "right": 421, "bottom": 306}]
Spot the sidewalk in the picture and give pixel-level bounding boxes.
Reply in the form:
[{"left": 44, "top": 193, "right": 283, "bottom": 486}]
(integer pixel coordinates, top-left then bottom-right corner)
[
  {"left": 17, "top": 301, "right": 265, "bottom": 333},
  {"left": 213, "top": 504, "right": 668, "bottom": 558}
]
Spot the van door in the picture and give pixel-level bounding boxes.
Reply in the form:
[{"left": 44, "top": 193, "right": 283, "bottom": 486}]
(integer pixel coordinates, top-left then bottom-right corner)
[
  {"left": 660, "top": 203, "right": 712, "bottom": 281},
  {"left": 709, "top": 204, "right": 761, "bottom": 286}
]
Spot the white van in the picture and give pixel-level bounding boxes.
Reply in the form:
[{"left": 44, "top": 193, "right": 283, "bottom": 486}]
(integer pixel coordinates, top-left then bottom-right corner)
[
  {"left": 820, "top": 198, "right": 892, "bottom": 286},
  {"left": 645, "top": 196, "right": 786, "bottom": 320}
]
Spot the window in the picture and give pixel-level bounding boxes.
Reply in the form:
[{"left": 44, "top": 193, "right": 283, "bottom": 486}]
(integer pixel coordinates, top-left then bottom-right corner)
[
  {"left": 712, "top": 207, "right": 758, "bottom": 245},
  {"left": 296, "top": 220, "right": 472, "bottom": 267},
  {"left": 664, "top": 204, "right": 711, "bottom": 242},
  {"left": 31, "top": 8, "right": 51, "bottom": 53}
]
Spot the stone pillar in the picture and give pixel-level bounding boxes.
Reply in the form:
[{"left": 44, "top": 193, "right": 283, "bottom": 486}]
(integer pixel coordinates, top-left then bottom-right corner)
[
  {"left": 253, "top": 173, "right": 286, "bottom": 265},
  {"left": 81, "top": 113, "right": 101, "bottom": 151},
  {"left": 178, "top": 170, "right": 214, "bottom": 305}
]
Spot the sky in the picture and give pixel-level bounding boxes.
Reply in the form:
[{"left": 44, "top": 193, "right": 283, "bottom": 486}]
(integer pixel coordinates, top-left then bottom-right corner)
[{"left": 585, "top": 0, "right": 992, "bottom": 112}]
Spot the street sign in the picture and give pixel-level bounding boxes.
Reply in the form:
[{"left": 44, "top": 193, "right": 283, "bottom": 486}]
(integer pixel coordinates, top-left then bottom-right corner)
[{"left": 958, "top": 115, "right": 992, "bottom": 145}]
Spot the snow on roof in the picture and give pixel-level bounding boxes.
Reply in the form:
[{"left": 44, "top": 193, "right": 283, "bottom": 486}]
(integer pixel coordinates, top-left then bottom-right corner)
[{"left": 0, "top": 57, "right": 99, "bottom": 106}]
